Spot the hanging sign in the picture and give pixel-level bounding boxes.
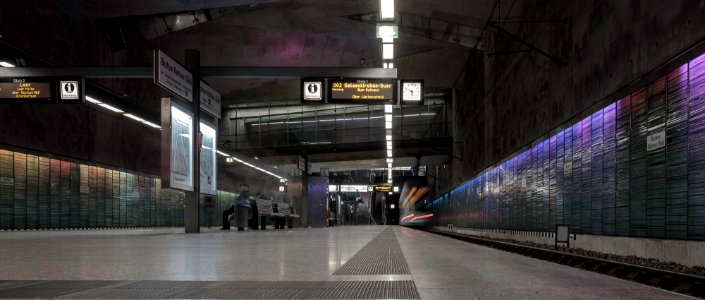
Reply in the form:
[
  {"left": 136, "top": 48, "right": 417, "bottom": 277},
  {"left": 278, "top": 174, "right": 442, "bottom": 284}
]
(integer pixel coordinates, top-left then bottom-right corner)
[
  {"left": 200, "top": 81, "right": 221, "bottom": 118},
  {"left": 301, "top": 78, "right": 325, "bottom": 103},
  {"left": 154, "top": 50, "right": 193, "bottom": 101},
  {"left": 0, "top": 77, "right": 84, "bottom": 104},
  {"left": 328, "top": 78, "right": 396, "bottom": 104}
]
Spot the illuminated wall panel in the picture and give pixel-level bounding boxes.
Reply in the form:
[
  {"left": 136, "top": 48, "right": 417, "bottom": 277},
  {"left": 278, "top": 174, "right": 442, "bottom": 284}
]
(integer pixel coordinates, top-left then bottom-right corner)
[
  {"left": 425, "top": 53, "right": 705, "bottom": 241},
  {"left": 0, "top": 147, "right": 238, "bottom": 229}
]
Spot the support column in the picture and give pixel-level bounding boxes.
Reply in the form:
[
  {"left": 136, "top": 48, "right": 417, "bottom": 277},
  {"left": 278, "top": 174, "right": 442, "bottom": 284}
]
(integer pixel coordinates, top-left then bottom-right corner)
[{"left": 184, "top": 49, "right": 201, "bottom": 233}]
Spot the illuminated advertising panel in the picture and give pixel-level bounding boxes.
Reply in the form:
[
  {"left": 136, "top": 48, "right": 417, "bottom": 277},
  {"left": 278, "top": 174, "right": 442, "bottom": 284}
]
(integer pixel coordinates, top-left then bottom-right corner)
[
  {"left": 161, "top": 98, "right": 194, "bottom": 191},
  {"left": 199, "top": 121, "right": 217, "bottom": 195}
]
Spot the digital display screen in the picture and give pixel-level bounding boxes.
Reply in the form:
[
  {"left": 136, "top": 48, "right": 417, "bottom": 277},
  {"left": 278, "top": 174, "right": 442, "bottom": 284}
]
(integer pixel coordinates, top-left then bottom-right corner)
[
  {"left": 374, "top": 185, "right": 392, "bottom": 192},
  {"left": 329, "top": 78, "right": 396, "bottom": 104},
  {"left": 0, "top": 78, "right": 84, "bottom": 104},
  {"left": 0, "top": 79, "right": 53, "bottom": 102}
]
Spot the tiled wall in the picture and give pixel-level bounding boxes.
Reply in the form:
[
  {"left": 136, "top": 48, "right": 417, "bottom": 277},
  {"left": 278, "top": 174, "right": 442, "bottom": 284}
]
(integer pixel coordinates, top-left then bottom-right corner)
[
  {"left": 429, "top": 53, "right": 705, "bottom": 241},
  {"left": 0, "top": 147, "right": 236, "bottom": 229}
]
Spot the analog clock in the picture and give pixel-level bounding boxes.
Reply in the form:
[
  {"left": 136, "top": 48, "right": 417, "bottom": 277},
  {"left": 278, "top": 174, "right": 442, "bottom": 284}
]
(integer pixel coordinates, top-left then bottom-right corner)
[{"left": 402, "top": 81, "right": 422, "bottom": 102}]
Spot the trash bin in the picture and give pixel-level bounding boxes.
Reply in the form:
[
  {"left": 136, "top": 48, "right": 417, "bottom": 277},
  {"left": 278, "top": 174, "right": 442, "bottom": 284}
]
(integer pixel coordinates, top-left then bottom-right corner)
[{"left": 233, "top": 199, "right": 251, "bottom": 231}]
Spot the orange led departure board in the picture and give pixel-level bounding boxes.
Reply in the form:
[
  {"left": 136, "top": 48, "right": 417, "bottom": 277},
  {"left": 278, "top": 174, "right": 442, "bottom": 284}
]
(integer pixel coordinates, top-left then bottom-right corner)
[
  {"left": 0, "top": 78, "right": 84, "bottom": 104},
  {"left": 328, "top": 78, "right": 396, "bottom": 104}
]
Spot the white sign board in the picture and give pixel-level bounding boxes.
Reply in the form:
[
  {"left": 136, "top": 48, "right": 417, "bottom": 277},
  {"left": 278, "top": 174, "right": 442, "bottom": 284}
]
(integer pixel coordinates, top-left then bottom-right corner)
[
  {"left": 200, "top": 81, "right": 221, "bottom": 118},
  {"left": 155, "top": 50, "right": 193, "bottom": 101},
  {"left": 298, "top": 155, "right": 306, "bottom": 170},
  {"left": 80, "top": 184, "right": 89, "bottom": 194},
  {"left": 170, "top": 104, "right": 194, "bottom": 191},
  {"left": 0, "top": 177, "right": 14, "bottom": 187},
  {"left": 647, "top": 130, "right": 666, "bottom": 152},
  {"left": 59, "top": 81, "right": 79, "bottom": 100},
  {"left": 339, "top": 185, "right": 369, "bottom": 192},
  {"left": 200, "top": 121, "right": 217, "bottom": 195},
  {"left": 303, "top": 81, "right": 323, "bottom": 101},
  {"left": 556, "top": 225, "right": 569, "bottom": 242}
]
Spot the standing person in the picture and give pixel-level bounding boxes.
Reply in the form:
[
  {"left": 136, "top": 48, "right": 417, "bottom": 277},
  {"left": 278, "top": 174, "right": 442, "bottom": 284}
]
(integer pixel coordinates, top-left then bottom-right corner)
[
  {"left": 203, "top": 195, "right": 214, "bottom": 228},
  {"left": 221, "top": 183, "right": 250, "bottom": 230}
]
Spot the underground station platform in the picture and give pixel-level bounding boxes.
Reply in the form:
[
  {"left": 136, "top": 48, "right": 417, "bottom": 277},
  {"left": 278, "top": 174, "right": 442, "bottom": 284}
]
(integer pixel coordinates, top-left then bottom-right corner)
[{"left": 3, "top": 0, "right": 705, "bottom": 299}]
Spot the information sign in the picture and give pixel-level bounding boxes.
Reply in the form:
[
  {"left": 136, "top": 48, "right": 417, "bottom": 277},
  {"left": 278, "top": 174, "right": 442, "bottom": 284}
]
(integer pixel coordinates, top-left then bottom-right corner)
[
  {"left": 0, "top": 77, "right": 84, "bottom": 103},
  {"left": 328, "top": 78, "right": 396, "bottom": 104}
]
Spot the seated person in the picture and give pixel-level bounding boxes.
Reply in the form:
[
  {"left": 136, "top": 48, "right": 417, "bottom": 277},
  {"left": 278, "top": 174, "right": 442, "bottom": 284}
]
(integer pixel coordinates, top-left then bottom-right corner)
[{"left": 221, "top": 183, "right": 250, "bottom": 230}]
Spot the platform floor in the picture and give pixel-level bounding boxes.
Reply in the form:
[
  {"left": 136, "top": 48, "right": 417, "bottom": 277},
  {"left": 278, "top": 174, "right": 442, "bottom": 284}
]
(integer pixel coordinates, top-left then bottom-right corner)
[{"left": 0, "top": 226, "right": 692, "bottom": 299}]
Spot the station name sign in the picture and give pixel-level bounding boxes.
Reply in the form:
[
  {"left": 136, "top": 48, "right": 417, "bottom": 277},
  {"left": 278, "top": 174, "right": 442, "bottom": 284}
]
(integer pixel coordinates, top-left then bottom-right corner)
[
  {"left": 329, "top": 78, "right": 396, "bottom": 104},
  {"left": 0, "top": 77, "right": 84, "bottom": 104},
  {"left": 154, "top": 50, "right": 193, "bottom": 102}
]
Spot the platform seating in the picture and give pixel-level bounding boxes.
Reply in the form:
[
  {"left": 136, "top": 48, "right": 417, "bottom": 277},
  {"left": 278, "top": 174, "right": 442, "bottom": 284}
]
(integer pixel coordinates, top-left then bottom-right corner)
[{"left": 254, "top": 200, "right": 299, "bottom": 229}]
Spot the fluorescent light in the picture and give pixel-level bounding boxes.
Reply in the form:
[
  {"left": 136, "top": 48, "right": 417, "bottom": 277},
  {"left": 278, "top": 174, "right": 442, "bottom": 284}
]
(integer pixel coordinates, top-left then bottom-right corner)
[
  {"left": 385, "top": 121, "right": 392, "bottom": 129},
  {"left": 386, "top": 134, "right": 392, "bottom": 141},
  {"left": 142, "top": 120, "right": 161, "bottom": 129},
  {"left": 387, "top": 150, "right": 392, "bottom": 157},
  {"left": 226, "top": 157, "right": 234, "bottom": 163},
  {"left": 385, "top": 114, "right": 392, "bottom": 122},
  {"left": 380, "top": 0, "right": 395, "bottom": 20},
  {"left": 376, "top": 24, "right": 398, "bottom": 39},
  {"left": 97, "top": 103, "right": 124, "bottom": 113},
  {"left": 388, "top": 163, "right": 393, "bottom": 169},
  {"left": 385, "top": 105, "right": 393, "bottom": 113},
  {"left": 0, "top": 61, "right": 15, "bottom": 67},
  {"left": 86, "top": 96, "right": 102, "bottom": 104},
  {"left": 387, "top": 141, "right": 392, "bottom": 149},
  {"left": 382, "top": 43, "right": 394, "bottom": 59},
  {"left": 123, "top": 113, "right": 144, "bottom": 122},
  {"left": 387, "top": 62, "right": 394, "bottom": 68},
  {"left": 387, "top": 158, "right": 393, "bottom": 163},
  {"left": 216, "top": 150, "right": 229, "bottom": 157}
]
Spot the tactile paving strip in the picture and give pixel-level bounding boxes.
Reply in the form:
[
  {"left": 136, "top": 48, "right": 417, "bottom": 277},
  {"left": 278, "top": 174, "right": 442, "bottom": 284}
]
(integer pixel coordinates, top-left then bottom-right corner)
[
  {"left": 0, "top": 280, "right": 420, "bottom": 299},
  {"left": 333, "top": 228, "right": 411, "bottom": 275}
]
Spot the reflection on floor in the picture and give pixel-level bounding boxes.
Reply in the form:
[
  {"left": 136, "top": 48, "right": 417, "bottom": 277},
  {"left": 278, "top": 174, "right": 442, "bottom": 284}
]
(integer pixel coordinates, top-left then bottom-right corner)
[{"left": 0, "top": 226, "right": 691, "bottom": 299}]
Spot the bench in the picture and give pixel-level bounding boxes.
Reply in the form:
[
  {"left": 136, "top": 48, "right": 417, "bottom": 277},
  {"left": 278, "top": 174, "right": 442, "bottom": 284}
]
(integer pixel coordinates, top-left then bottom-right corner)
[
  {"left": 255, "top": 200, "right": 300, "bottom": 229},
  {"left": 273, "top": 203, "right": 300, "bottom": 229}
]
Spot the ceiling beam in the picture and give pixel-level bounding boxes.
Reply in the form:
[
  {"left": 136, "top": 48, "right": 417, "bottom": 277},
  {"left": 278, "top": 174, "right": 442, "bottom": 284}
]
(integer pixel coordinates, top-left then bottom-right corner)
[
  {"left": 0, "top": 67, "right": 397, "bottom": 79},
  {"left": 78, "top": 0, "right": 285, "bottom": 19}
]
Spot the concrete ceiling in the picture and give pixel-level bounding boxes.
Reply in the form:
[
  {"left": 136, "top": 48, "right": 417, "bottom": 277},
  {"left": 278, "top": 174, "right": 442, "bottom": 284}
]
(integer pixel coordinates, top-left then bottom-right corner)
[
  {"left": 81, "top": 0, "right": 522, "bottom": 107},
  {"left": 74, "top": 0, "right": 521, "bottom": 171}
]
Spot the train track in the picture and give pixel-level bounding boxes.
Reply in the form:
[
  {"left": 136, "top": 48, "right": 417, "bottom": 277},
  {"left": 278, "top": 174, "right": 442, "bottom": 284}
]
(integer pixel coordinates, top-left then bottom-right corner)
[{"left": 426, "top": 229, "right": 705, "bottom": 299}]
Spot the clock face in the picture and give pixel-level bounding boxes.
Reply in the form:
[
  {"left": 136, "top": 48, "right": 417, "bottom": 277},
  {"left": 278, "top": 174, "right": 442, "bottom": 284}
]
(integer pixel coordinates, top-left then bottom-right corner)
[{"left": 402, "top": 82, "right": 422, "bottom": 101}]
